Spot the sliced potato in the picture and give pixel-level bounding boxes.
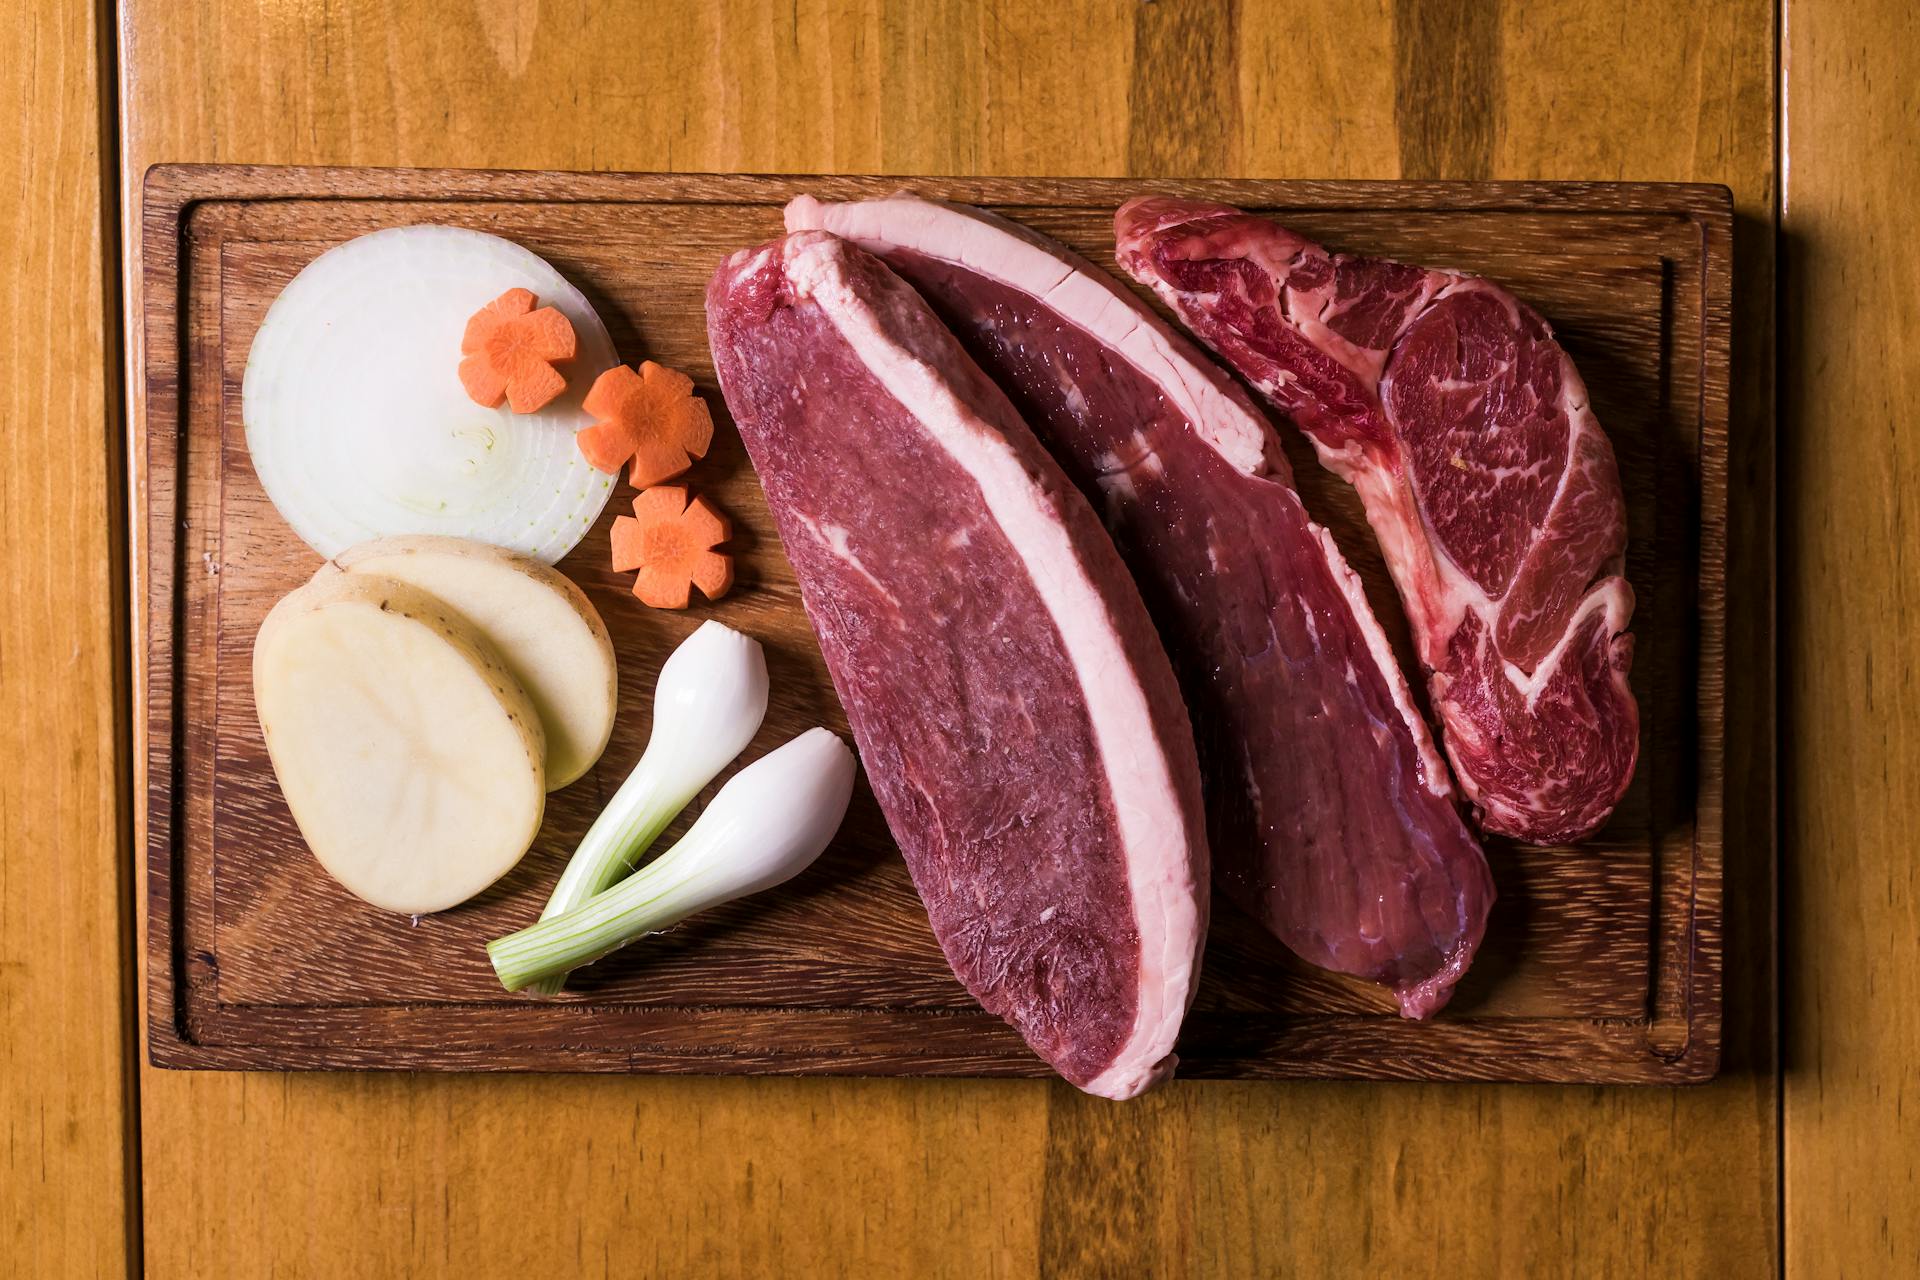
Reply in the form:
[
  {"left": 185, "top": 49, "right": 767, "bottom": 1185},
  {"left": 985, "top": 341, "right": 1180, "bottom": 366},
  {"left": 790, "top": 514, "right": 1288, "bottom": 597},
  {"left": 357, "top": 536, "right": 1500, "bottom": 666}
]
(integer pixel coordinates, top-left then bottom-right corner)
[
  {"left": 327, "top": 536, "right": 617, "bottom": 791},
  {"left": 253, "top": 572, "right": 546, "bottom": 914}
]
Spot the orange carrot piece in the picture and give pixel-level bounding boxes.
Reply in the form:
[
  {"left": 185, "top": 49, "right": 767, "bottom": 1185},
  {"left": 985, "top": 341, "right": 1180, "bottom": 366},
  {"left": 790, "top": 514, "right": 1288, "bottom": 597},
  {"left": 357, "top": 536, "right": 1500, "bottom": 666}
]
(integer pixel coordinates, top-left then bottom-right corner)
[
  {"left": 608, "top": 486, "right": 733, "bottom": 609},
  {"left": 576, "top": 361, "right": 715, "bottom": 487},
  {"left": 459, "top": 288, "right": 577, "bottom": 413}
]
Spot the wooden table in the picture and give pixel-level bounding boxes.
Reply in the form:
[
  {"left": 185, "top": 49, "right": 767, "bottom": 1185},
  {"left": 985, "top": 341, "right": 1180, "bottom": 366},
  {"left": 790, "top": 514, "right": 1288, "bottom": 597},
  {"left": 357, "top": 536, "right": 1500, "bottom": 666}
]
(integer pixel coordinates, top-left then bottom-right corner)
[{"left": 2, "top": 1, "right": 1909, "bottom": 1274}]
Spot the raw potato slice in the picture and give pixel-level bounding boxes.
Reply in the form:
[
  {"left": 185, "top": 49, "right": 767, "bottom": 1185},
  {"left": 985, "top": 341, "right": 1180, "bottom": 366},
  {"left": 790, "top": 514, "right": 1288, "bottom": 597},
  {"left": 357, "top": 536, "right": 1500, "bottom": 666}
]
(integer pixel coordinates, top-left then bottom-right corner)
[
  {"left": 253, "top": 573, "right": 547, "bottom": 914},
  {"left": 327, "top": 536, "right": 618, "bottom": 791},
  {"left": 243, "top": 225, "right": 620, "bottom": 564}
]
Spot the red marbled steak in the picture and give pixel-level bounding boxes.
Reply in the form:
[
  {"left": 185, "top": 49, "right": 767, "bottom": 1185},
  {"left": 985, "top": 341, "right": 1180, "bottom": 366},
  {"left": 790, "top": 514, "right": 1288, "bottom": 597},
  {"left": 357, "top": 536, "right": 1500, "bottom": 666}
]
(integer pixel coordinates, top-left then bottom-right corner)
[
  {"left": 1115, "top": 198, "right": 1639, "bottom": 846},
  {"left": 786, "top": 196, "right": 1494, "bottom": 1018},
  {"left": 705, "top": 231, "right": 1208, "bottom": 1098}
]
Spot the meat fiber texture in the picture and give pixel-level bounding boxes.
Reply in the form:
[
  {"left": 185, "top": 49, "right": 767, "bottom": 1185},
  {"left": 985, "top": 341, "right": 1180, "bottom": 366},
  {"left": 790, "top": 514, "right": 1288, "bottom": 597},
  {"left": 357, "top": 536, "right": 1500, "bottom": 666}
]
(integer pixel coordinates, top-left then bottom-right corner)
[
  {"left": 1115, "top": 198, "right": 1639, "bottom": 846},
  {"left": 787, "top": 194, "right": 1495, "bottom": 1018},
  {"left": 705, "top": 230, "right": 1209, "bottom": 1098}
]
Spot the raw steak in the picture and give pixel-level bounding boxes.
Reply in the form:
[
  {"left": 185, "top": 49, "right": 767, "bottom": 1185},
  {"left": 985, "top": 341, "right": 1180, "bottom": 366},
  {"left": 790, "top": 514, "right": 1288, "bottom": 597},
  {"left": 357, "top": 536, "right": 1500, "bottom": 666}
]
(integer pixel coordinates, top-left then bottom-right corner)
[
  {"left": 1115, "top": 198, "right": 1639, "bottom": 845},
  {"left": 787, "top": 195, "right": 1493, "bottom": 1017},
  {"left": 705, "top": 230, "right": 1209, "bottom": 1097}
]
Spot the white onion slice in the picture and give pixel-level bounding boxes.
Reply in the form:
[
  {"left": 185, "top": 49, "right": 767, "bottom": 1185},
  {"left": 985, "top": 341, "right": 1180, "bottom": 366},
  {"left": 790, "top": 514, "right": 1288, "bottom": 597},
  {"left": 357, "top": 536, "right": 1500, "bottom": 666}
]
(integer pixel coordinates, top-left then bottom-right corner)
[{"left": 243, "top": 226, "right": 619, "bottom": 564}]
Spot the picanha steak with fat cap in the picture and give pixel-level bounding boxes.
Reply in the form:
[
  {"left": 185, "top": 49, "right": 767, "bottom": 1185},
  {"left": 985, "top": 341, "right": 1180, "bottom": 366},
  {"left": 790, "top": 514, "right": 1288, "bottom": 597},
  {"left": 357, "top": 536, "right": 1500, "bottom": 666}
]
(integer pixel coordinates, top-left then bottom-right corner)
[{"left": 705, "top": 230, "right": 1209, "bottom": 1097}]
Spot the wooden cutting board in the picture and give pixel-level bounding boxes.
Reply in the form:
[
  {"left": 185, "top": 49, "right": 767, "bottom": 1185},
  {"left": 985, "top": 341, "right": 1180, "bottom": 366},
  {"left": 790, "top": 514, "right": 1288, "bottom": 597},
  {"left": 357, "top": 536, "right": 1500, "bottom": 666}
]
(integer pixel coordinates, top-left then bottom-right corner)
[{"left": 139, "top": 166, "right": 1729, "bottom": 1083}]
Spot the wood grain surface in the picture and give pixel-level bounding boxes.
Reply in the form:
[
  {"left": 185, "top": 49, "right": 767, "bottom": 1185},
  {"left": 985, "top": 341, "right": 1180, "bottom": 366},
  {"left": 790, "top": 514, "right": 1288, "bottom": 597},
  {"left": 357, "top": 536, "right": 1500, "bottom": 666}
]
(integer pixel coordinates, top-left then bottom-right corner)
[
  {"left": 1782, "top": 0, "right": 1920, "bottom": 1273},
  {"left": 0, "top": 0, "right": 1825, "bottom": 1274},
  {"left": 0, "top": 1, "right": 140, "bottom": 1277},
  {"left": 140, "top": 166, "right": 1727, "bottom": 1086}
]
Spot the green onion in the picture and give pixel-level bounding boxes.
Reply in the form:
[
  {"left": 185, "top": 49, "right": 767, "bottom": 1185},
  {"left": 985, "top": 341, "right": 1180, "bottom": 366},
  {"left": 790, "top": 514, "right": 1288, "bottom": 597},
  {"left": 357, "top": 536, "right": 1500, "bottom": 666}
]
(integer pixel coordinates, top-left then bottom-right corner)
[
  {"left": 523, "top": 620, "right": 767, "bottom": 994},
  {"left": 489, "top": 728, "right": 856, "bottom": 992}
]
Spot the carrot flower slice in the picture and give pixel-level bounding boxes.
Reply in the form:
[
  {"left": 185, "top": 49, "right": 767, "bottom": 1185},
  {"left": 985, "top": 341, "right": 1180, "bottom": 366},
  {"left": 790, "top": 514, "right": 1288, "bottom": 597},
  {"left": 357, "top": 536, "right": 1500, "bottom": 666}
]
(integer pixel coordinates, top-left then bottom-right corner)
[
  {"left": 609, "top": 486, "right": 734, "bottom": 609},
  {"left": 459, "top": 287, "right": 577, "bottom": 413},
  {"left": 577, "top": 361, "right": 715, "bottom": 488}
]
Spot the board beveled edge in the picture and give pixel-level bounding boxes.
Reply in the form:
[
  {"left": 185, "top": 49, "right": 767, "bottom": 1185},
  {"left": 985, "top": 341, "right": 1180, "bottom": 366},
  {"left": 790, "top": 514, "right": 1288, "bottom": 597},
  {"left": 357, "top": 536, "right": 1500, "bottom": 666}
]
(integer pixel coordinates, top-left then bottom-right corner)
[
  {"left": 139, "top": 161, "right": 1737, "bottom": 219},
  {"left": 1675, "top": 182, "right": 1734, "bottom": 1082},
  {"left": 149, "top": 1016, "right": 1721, "bottom": 1085},
  {"left": 141, "top": 163, "right": 193, "bottom": 1069},
  {"left": 138, "top": 163, "right": 1731, "bottom": 1085}
]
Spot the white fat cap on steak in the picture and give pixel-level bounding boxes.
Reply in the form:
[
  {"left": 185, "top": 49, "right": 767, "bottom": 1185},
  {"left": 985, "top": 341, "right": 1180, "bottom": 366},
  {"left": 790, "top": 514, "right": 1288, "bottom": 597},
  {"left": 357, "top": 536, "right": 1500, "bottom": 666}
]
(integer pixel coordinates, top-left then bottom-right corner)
[{"left": 788, "top": 193, "right": 1269, "bottom": 476}]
